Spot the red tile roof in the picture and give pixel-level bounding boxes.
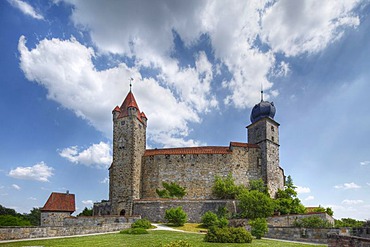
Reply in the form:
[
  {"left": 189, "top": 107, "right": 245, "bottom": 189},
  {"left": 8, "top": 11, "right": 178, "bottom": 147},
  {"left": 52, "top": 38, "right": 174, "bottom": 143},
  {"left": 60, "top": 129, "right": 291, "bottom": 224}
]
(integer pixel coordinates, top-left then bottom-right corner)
[
  {"left": 41, "top": 192, "right": 75, "bottom": 213},
  {"left": 230, "top": 142, "right": 260, "bottom": 148},
  {"left": 144, "top": 146, "right": 231, "bottom": 156},
  {"left": 144, "top": 142, "right": 259, "bottom": 156},
  {"left": 115, "top": 91, "right": 147, "bottom": 124}
]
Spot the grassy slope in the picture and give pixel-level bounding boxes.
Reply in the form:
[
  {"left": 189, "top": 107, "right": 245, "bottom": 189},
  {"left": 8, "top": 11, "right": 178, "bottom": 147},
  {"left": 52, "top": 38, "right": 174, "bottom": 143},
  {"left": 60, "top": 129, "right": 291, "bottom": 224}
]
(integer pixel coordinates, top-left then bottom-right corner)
[{"left": 0, "top": 230, "right": 326, "bottom": 247}]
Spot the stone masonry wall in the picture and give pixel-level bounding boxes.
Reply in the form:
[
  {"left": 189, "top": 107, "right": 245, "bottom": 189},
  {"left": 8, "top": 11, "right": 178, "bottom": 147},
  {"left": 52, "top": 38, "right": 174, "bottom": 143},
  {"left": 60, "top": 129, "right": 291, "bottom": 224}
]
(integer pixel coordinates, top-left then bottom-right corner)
[
  {"left": 141, "top": 146, "right": 261, "bottom": 200},
  {"left": 133, "top": 199, "right": 238, "bottom": 222},
  {"left": 267, "top": 212, "right": 335, "bottom": 227},
  {"left": 265, "top": 227, "right": 339, "bottom": 244},
  {"left": 0, "top": 216, "right": 140, "bottom": 241},
  {"left": 41, "top": 212, "right": 71, "bottom": 227},
  {"left": 328, "top": 233, "right": 370, "bottom": 247}
]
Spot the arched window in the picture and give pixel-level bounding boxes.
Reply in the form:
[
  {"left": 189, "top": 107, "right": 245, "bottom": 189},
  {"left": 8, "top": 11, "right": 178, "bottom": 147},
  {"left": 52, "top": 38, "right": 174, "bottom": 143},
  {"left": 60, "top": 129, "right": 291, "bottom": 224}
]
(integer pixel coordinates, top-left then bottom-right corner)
[{"left": 120, "top": 209, "right": 126, "bottom": 216}]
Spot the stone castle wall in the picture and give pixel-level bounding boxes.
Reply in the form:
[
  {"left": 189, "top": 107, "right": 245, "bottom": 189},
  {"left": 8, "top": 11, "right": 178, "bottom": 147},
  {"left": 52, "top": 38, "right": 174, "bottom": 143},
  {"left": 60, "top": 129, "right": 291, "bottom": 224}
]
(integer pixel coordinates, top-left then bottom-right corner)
[
  {"left": 141, "top": 145, "right": 261, "bottom": 199},
  {"left": 133, "top": 199, "right": 238, "bottom": 222}
]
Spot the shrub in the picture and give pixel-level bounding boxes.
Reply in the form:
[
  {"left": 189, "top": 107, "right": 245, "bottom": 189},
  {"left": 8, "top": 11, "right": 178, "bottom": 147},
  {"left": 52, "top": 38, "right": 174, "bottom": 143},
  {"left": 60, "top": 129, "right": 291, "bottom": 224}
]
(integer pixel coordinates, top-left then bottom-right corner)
[
  {"left": 238, "top": 190, "right": 275, "bottom": 219},
  {"left": 165, "top": 207, "right": 187, "bottom": 226},
  {"left": 157, "top": 182, "right": 186, "bottom": 199},
  {"left": 131, "top": 218, "right": 154, "bottom": 229},
  {"left": 217, "top": 217, "right": 229, "bottom": 228},
  {"left": 249, "top": 218, "right": 268, "bottom": 239},
  {"left": 294, "top": 216, "right": 333, "bottom": 228},
  {"left": 120, "top": 228, "right": 149, "bottom": 234},
  {"left": 204, "top": 226, "right": 253, "bottom": 243},
  {"left": 212, "top": 173, "right": 245, "bottom": 199},
  {"left": 201, "top": 211, "right": 219, "bottom": 228},
  {"left": 163, "top": 240, "right": 193, "bottom": 247}
]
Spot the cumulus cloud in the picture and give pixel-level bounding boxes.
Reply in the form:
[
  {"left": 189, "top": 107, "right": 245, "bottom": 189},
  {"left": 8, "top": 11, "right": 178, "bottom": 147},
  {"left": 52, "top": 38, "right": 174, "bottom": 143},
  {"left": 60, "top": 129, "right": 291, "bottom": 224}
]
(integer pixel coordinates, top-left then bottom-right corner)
[
  {"left": 260, "top": 0, "right": 360, "bottom": 56},
  {"left": 296, "top": 186, "right": 311, "bottom": 194},
  {"left": 8, "top": 161, "right": 54, "bottom": 182},
  {"left": 100, "top": 177, "right": 109, "bottom": 184},
  {"left": 342, "top": 199, "right": 364, "bottom": 205},
  {"left": 360, "top": 161, "right": 370, "bottom": 166},
  {"left": 8, "top": 0, "right": 44, "bottom": 20},
  {"left": 18, "top": 36, "right": 204, "bottom": 147},
  {"left": 334, "top": 182, "right": 361, "bottom": 190},
  {"left": 82, "top": 200, "right": 93, "bottom": 206},
  {"left": 305, "top": 196, "right": 315, "bottom": 201},
  {"left": 59, "top": 142, "right": 112, "bottom": 169},
  {"left": 12, "top": 184, "right": 21, "bottom": 190}
]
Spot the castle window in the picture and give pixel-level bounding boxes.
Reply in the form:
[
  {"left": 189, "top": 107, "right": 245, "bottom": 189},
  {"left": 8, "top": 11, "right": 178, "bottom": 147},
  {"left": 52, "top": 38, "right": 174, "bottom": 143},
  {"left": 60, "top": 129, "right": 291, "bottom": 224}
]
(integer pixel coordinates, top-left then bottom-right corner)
[
  {"left": 272, "top": 136, "right": 275, "bottom": 142},
  {"left": 271, "top": 126, "right": 274, "bottom": 131},
  {"left": 121, "top": 121, "right": 125, "bottom": 126}
]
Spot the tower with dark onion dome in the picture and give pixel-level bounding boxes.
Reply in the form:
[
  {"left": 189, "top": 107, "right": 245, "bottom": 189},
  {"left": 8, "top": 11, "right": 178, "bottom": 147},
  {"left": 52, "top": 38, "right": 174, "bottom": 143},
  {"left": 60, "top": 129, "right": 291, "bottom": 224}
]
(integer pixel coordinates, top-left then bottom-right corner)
[{"left": 247, "top": 91, "right": 284, "bottom": 197}]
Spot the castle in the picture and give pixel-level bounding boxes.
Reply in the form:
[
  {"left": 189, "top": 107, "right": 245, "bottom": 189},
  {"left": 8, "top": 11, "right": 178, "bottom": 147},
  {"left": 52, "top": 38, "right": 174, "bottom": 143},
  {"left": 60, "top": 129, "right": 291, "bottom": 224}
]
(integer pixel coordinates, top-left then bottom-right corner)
[{"left": 94, "top": 88, "right": 285, "bottom": 220}]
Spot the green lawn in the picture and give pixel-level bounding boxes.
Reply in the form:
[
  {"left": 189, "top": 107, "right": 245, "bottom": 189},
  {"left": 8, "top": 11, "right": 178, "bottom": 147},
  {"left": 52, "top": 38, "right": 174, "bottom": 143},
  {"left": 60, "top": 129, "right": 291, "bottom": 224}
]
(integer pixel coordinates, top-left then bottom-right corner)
[{"left": 0, "top": 230, "right": 326, "bottom": 247}]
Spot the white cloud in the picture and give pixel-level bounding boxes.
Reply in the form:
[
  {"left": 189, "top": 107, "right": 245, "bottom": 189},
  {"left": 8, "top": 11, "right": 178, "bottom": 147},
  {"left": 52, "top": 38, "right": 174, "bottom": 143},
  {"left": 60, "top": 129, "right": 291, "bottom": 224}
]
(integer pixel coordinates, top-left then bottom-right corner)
[
  {"left": 59, "top": 142, "right": 112, "bottom": 169},
  {"left": 334, "top": 182, "right": 361, "bottom": 190},
  {"left": 360, "top": 161, "right": 370, "bottom": 166},
  {"left": 342, "top": 199, "right": 364, "bottom": 205},
  {"left": 82, "top": 200, "right": 93, "bottom": 206},
  {"left": 8, "top": 0, "right": 44, "bottom": 20},
  {"left": 12, "top": 184, "right": 21, "bottom": 190},
  {"left": 260, "top": 0, "right": 361, "bottom": 56},
  {"left": 28, "top": 197, "right": 37, "bottom": 201},
  {"left": 296, "top": 186, "right": 311, "bottom": 194},
  {"left": 18, "top": 36, "right": 204, "bottom": 147},
  {"left": 100, "top": 177, "right": 109, "bottom": 184},
  {"left": 367, "top": 183, "right": 370, "bottom": 187},
  {"left": 305, "top": 195, "right": 315, "bottom": 201},
  {"left": 8, "top": 161, "right": 54, "bottom": 182}
]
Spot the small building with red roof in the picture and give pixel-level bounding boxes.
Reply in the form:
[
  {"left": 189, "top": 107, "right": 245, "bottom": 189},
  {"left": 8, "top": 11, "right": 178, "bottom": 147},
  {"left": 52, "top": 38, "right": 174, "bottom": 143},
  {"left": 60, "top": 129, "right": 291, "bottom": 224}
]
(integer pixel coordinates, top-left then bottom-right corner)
[{"left": 40, "top": 191, "right": 75, "bottom": 226}]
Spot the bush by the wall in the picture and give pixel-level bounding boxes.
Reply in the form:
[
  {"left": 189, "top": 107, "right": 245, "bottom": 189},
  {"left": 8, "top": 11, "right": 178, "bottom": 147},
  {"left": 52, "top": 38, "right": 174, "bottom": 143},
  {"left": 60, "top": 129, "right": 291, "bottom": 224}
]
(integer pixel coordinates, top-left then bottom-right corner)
[
  {"left": 165, "top": 207, "right": 187, "bottom": 226},
  {"left": 294, "top": 216, "right": 333, "bottom": 228},
  {"left": 249, "top": 218, "right": 268, "bottom": 239},
  {"left": 204, "top": 226, "right": 253, "bottom": 243},
  {"left": 120, "top": 228, "right": 149, "bottom": 234},
  {"left": 131, "top": 218, "right": 154, "bottom": 229},
  {"left": 201, "top": 211, "right": 219, "bottom": 228}
]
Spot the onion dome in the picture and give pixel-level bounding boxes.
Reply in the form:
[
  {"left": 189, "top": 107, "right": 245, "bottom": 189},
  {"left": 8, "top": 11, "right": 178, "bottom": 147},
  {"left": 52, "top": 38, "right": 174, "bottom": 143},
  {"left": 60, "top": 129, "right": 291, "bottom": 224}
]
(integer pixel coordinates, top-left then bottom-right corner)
[{"left": 250, "top": 100, "right": 276, "bottom": 123}]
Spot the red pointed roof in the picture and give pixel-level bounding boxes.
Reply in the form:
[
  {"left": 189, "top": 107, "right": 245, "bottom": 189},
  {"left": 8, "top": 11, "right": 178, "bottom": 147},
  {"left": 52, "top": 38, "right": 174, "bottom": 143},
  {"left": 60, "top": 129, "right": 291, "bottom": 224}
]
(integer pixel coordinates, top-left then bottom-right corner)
[
  {"left": 116, "top": 91, "right": 147, "bottom": 124},
  {"left": 41, "top": 192, "right": 75, "bottom": 213}
]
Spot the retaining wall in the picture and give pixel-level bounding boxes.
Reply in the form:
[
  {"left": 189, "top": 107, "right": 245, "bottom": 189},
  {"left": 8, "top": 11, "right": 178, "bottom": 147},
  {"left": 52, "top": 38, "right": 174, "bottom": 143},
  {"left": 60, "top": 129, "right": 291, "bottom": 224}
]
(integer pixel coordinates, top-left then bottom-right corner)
[
  {"left": 328, "top": 233, "right": 370, "bottom": 247},
  {"left": 265, "top": 227, "right": 339, "bottom": 244},
  {"left": 0, "top": 216, "right": 139, "bottom": 241},
  {"left": 133, "top": 199, "right": 238, "bottom": 222}
]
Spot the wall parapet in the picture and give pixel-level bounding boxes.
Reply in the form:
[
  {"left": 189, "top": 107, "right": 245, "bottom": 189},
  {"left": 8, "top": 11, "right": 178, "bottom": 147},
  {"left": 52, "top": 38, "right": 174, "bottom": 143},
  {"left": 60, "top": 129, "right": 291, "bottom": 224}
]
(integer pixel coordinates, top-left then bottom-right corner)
[
  {"left": 328, "top": 232, "right": 370, "bottom": 247},
  {"left": 266, "top": 227, "right": 339, "bottom": 244}
]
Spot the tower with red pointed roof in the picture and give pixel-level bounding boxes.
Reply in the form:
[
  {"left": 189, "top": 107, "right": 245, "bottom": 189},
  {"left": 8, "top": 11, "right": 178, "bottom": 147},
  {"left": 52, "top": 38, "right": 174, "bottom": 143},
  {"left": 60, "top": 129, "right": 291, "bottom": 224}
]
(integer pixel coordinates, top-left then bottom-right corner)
[{"left": 109, "top": 88, "right": 147, "bottom": 216}]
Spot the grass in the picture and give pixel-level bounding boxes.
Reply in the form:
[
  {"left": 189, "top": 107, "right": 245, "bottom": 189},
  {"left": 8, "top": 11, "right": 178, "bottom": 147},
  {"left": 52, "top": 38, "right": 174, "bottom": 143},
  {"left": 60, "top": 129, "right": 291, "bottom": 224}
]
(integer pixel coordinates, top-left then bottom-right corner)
[
  {"left": 165, "top": 223, "right": 208, "bottom": 233},
  {"left": 0, "top": 230, "right": 326, "bottom": 247}
]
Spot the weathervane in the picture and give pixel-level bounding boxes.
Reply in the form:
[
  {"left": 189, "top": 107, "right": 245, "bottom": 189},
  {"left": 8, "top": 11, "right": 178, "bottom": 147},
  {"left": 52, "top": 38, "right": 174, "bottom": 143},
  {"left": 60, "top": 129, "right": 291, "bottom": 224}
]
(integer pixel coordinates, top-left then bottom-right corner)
[
  {"left": 260, "top": 83, "right": 264, "bottom": 102},
  {"left": 129, "top": 77, "right": 133, "bottom": 91}
]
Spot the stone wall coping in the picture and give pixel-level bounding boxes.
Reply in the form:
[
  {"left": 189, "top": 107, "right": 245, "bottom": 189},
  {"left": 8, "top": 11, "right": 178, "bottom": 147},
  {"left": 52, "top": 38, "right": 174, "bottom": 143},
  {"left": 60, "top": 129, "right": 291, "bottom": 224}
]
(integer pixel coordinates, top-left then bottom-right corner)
[{"left": 270, "top": 212, "right": 330, "bottom": 218}]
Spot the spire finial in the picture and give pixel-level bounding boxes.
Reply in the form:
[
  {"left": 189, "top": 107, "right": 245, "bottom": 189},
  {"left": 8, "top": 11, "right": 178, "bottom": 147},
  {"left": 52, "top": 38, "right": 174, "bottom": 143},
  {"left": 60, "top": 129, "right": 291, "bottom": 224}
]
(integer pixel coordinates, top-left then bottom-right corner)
[
  {"left": 260, "top": 84, "right": 264, "bottom": 102},
  {"left": 129, "top": 77, "right": 133, "bottom": 92}
]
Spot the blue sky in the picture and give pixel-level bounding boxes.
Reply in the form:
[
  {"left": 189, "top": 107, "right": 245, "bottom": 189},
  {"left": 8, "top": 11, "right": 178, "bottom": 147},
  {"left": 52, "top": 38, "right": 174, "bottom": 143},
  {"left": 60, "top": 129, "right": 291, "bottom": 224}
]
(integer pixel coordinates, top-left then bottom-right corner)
[{"left": 1, "top": 0, "right": 370, "bottom": 220}]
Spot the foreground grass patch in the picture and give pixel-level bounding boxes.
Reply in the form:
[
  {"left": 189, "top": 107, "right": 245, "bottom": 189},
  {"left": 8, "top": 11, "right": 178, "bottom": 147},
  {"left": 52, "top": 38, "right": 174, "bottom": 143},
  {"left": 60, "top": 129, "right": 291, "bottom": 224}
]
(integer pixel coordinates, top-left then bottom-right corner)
[
  {"left": 0, "top": 230, "right": 326, "bottom": 247},
  {"left": 166, "top": 223, "right": 207, "bottom": 233}
]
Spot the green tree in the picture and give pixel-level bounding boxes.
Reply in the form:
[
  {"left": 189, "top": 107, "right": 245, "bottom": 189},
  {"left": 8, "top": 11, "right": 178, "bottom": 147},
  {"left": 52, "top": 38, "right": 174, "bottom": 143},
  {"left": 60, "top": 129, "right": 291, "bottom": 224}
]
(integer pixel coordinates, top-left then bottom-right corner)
[
  {"left": 156, "top": 182, "right": 186, "bottom": 199},
  {"left": 238, "top": 190, "right": 275, "bottom": 219},
  {"left": 335, "top": 218, "right": 364, "bottom": 228},
  {"left": 0, "top": 204, "right": 17, "bottom": 216},
  {"left": 24, "top": 207, "right": 41, "bottom": 226},
  {"left": 275, "top": 175, "right": 306, "bottom": 215},
  {"left": 249, "top": 218, "right": 268, "bottom": 239},
  {"left": 212, "top": 173, "right": 245, "bottom": 199},
  {"left": 0, "top": 215, "right": 31, "bottom": 226},
  {"left": 294, "top": 216, "right": 333, "bottom": 228},
  {"left": 165, "top": 207, "right": 187, "bottom": 226},
  {"left": 249, "top": 179, "right": 268, "bottom": 194},
  {"left": 77, "top": 207, "right": 93, "bottom": 216}
]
